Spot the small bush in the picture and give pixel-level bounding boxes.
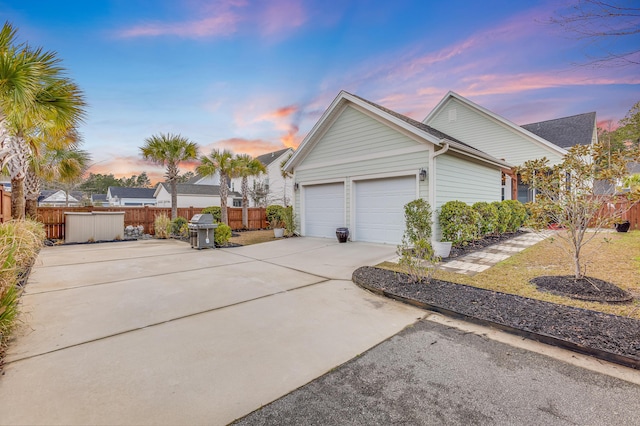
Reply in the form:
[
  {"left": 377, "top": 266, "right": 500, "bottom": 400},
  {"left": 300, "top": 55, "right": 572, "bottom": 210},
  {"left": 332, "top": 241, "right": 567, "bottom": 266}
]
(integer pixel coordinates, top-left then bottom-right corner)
[
  {"left": 492, "top": 201, "right": 510, "bottom": 234},
  {"left": 266, "top": 205, "right": 285, "bottom": 228},
  {"left": 171, "top": 217, "right": 188, "bottom": 236},
  {"left": 154, "top": 213, "right": 171, "bottom": 239},
  {"left": 201, "top": 206, "right": 222, "bottom": 223},
  {"left": 281, "top": 206, "right": 296, "bottom": 236},
  {"left": 439, "top": 201, "right": 480, "bottom": 246},
  {"left": 214, "top": 223, "right": 232, "bottom": 246},
  {"left": 396, "top": 237, "right": 439, "bottom": 284},
  {"left": 503, "top": 200, "right": 527, "bottom": 232},
  {"left": 403, "top": 199, "right": 432, "bottom": 242},
  {"left": 473, "top": 201, "right": 499, "bottom": 237}
]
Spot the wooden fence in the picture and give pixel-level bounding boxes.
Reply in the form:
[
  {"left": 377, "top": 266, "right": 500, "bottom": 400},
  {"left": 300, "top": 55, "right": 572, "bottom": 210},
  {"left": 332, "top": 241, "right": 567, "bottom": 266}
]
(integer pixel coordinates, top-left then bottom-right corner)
[
  {"left": 37, "top": 206, "right": 267, "bottom": 240},
  {"left": 0, "top": 188, "right": 10, "bottom": 223},
  {"left": 603, "top": 197, "right": 640, "bottom": 231}
]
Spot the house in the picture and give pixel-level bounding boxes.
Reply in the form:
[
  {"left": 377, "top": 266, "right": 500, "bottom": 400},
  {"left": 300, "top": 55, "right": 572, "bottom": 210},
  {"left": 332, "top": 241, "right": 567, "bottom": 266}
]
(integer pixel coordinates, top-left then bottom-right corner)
[
  {"left": 424, "top": 91, "right": 598, "bottom": 201},
  {"left": 106, "top": 187, "right": 156, "bottom": 206},
  {"left": 283, "top": 91, "right": 510, "bottom": 244},
  {"left": 38, "top": 190, "right": 84, "bottom": 206},
  {"left": 229, "top": 147, "right": 294, "bottom": 207},
  {"left": 91, "top": 194, "right": 108, "bottom": 206},
  {"left": 154, "top": 183, "right": 242, "bottom": 208}
]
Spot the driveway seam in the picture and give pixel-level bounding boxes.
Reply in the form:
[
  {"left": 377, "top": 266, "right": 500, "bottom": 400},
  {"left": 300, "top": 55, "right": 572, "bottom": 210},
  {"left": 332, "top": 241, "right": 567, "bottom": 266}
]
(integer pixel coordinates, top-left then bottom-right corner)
[
  {"left": 7, "top": 278, "right": 332, "bottom": 365},
  {"left": 34, "top": 249, "right": 200, "bottom": 268},
  {"left": 25, "top": 258, "right": 258, "bottom": 295}
]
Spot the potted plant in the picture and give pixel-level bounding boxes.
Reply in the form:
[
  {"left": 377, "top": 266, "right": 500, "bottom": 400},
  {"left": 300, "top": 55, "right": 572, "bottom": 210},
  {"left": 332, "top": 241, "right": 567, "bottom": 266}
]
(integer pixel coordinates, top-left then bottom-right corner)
[
  {"left": 432, "top": 241, "right": 452, "bottom": 258},
  {"left": 272, "top": 220, "right": 286, "bottom": 238}
]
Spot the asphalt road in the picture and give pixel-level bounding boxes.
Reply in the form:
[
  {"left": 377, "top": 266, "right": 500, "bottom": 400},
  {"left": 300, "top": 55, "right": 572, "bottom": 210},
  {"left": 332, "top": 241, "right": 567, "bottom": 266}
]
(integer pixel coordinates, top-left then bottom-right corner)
[{"left": 234, "top": 319, "right": 640, "bottom": 426}]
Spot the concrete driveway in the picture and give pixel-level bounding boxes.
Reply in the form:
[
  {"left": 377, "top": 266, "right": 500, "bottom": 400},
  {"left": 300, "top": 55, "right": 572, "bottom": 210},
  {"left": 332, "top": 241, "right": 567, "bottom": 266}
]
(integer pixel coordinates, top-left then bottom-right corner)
[{"left": 0, "top": 238, "right": 423, "bottom": 425}]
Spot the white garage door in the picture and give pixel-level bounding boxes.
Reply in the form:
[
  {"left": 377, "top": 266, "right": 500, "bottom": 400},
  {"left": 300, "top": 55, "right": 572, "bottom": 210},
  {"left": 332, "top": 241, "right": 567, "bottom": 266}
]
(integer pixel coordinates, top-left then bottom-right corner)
[
  {"left": 304, "top": 183, "right": 345, "bottom": 238},
  {"left": 355, "top": 176, "right": 416, "bottom": 244}
]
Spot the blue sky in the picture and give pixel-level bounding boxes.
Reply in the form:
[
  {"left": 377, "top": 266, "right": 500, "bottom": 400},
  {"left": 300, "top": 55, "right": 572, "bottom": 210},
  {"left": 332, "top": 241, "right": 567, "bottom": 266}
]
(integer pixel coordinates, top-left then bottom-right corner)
[{"left": 3, "top": 0, "right": 639, "bottom": 181}]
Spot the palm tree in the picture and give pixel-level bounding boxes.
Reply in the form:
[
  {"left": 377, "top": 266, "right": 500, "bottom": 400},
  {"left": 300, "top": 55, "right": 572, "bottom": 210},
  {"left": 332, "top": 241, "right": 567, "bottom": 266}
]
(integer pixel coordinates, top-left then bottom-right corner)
[
  {"left": 235, "top": 154, "right": 266, "bottom": 228},
  {"left": 140, "top": 133, "right": 198, "bottom": 219},
  {"left": 0, "top": 22, "right": 86, "bottom": 219},
  {"left": 197, "top": 149, "right": 236, "bottom": 225}
]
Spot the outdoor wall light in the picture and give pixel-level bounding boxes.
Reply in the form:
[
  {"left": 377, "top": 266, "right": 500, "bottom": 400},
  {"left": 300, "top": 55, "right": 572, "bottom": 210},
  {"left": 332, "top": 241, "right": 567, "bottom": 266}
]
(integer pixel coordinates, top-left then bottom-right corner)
[
  {"left": 419, "top": 168, "right": 427, "bottom": 181},
  {"left": 294, "top": 183, "right": 299, "bottom": 191}
]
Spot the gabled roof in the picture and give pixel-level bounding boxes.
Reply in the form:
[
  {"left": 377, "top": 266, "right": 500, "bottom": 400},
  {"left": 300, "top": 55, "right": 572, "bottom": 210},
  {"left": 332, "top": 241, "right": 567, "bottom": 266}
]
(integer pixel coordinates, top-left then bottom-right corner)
[
  {"left": 155, "top": 183, "right": 241, "bottom": 198},
  {"left": 423, "top": 91, "right": 568, "bottom": 157},
  {"left": 38, "top": 190, "right": 83, "bottom": 203},
  {"left": 91, "top": 194, "right": 108, "bottom": 202},
  {"left": 284, "top": 90, "right": 510, "bottom": 172},
  {"left": 521, "top": 112, "right": 596, "bottom": 149},
  {"left": 107, "top": 186, "right": 156, "bottom": 199},
  {"left": 255, "top": 148, "right": 293, "bottom": 167}
]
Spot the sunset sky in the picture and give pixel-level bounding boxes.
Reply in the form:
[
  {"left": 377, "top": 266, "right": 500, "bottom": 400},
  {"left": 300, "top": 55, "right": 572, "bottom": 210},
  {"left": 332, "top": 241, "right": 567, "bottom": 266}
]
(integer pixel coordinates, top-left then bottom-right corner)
[{"left": 3, "top": 0, "right": 639, "bottom": 182}]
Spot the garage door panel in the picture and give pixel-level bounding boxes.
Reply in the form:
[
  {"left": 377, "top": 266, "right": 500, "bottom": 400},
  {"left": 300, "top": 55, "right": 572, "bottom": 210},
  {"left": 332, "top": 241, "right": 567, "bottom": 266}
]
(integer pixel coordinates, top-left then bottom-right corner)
[
  {"left": 304, "top": 183, "right": 344, "bottom": 238},
  {"left": 355, "top": 176, "right": 416, "bottom": 244}
]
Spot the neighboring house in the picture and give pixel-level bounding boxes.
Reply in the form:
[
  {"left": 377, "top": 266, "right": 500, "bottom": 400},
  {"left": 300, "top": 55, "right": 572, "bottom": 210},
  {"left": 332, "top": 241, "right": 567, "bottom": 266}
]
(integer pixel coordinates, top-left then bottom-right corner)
[
  {"left": 424, "top": 91, "right": 598, "bottom": 201},
  {"left": 38, "top": 190, "right": 84, "bottom": 206},
  {"left": 154, "top": 183, "right": 241, "bottom": 208},
  {"left": 91, "top": 194, "right": 108, "bottom": 206},
  {"left": 283, "top": 91, "right": 510, "bottom": 244},
  {"left": 229, "top": 147, "right": 294, "bottom": 207},
  {"left": 107, "top": 187, "right": 156, "bottom": 206}
]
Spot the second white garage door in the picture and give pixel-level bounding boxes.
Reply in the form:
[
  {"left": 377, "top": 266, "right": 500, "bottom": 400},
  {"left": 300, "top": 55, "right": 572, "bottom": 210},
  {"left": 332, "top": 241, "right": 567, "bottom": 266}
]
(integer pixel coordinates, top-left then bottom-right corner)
[
  {"left": 304, "top": 183, "right": 345, "bottom": 238},
  {"left": 354, "top": 176, "right": 416, "bottom": 244}
]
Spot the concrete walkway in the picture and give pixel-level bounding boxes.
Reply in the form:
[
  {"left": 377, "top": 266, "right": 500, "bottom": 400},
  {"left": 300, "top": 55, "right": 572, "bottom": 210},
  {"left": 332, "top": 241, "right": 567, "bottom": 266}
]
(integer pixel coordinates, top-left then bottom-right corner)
[
  {"left": 0, "top": 238, "right": 423, "bottom": 425},
  {"left": 438, "top": 231, "right": 553, "bottom": 276}
]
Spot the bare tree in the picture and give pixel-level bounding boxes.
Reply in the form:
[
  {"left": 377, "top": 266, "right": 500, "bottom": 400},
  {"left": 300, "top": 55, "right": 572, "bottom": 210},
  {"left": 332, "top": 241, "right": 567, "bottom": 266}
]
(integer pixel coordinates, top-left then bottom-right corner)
[{"left": 549, "top": 0, "right": 640, "bottom": 67}]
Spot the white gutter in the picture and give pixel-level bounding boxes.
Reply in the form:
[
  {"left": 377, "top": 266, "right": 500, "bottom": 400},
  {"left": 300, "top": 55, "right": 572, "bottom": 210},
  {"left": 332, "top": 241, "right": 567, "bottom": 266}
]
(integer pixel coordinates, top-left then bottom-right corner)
[{"left": 432, "top": 142, "right": 450, "bottom": 158}]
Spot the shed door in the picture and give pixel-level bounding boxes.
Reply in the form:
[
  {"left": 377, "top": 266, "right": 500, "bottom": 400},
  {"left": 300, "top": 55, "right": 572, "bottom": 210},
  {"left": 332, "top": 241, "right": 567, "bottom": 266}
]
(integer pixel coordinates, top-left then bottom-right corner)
[
  {"left": 304, "top": 183, "right": 345, "bottom": 238},
  {"left": 354, "top": 176, "right": 416, "bottom": 244}
]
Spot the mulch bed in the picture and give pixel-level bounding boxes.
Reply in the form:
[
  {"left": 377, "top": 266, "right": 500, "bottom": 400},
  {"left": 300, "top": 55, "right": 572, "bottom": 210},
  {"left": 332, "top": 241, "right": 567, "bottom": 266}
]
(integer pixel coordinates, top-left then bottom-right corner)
[
  {"left": 353, "top": 266, "right": 640, "bottom": 369},
  {"left": 446, "top": 230, "right": 527, "bottom": 259},
  {"left": 531, "top": 276, "right": 633, "bottom": 303}
]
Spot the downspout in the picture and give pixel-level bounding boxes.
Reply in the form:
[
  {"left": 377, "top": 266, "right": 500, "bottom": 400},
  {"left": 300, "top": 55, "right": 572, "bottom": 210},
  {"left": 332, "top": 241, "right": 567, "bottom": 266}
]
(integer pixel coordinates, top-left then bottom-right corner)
[{"left": 429, "top": 142, "right": 450, "bottom": 242}]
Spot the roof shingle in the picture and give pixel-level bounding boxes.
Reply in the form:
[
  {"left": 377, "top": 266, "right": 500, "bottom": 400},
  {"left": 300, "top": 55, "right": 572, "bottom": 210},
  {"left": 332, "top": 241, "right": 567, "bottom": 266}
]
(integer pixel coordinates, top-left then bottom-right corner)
[{"left": 522, "top": 112, "right": 596, "bottom": 149}]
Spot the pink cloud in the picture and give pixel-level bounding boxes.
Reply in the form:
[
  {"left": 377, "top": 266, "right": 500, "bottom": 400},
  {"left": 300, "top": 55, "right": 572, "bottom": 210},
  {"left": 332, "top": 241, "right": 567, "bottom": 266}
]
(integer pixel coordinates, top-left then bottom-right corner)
[
  {"left": 201, "top": 137, "right": 284, "bottom": 157},
  {"left": 117, "top": 0, "right": 307, "bottom": 39},
  {"left": 259, "top": 104, "right": 299, "bottom": 121}
]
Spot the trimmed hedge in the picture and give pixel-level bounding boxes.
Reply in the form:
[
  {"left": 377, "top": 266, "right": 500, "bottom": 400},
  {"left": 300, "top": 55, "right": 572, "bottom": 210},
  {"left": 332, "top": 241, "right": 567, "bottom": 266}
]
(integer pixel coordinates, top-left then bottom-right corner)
[
  {"left": 472, "top": 201, "right": 499, "bottom": 237},
  {"left": 201, "top": 206, "right": 222, "bottom": 223},
  {"left": 439, "top": 201, "right": 480, "bottom": 246}
]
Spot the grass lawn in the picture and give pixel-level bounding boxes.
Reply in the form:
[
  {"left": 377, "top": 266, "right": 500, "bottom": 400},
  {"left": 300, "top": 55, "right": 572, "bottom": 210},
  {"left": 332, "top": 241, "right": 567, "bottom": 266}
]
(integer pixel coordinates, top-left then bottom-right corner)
[
  {"left": 378, "top": 230, "right": 640, "bottom": 320},
  {"left": 229, "top": 229, "right": 278, "bottom": 246}
]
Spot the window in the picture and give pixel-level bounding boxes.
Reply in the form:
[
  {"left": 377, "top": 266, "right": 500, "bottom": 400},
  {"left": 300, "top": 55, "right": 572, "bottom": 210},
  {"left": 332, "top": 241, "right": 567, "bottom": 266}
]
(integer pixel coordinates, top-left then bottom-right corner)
[{"left": 233, "top": 199, "right": 242, "bottom": 207}]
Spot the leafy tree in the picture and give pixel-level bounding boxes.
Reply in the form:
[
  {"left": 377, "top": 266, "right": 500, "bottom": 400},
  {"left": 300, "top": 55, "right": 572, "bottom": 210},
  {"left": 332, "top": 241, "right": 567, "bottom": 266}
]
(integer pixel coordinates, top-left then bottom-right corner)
[
  {"left": 197, "top": 149, "right": 236, "bottom": 225},
  {"left": 140, "top": 133, "right": 198, "bottom": 219},
  {"left": 235, "top": 154, "right": 266, "bottom": 228},
  {"left": 175, "top": 171, "right": 195, "bottom": 183},
  {"left": 0, "top": 22, "right": 86, "bottom": 219},
  {"left": 518, "top": 142, "right": 640, "bottom": 279},
  {"left": 120, "top": 172, "right": 151, "bottom": 188},
  {"left": 78, "top": 173, "right": 122, "bottom": 194}
]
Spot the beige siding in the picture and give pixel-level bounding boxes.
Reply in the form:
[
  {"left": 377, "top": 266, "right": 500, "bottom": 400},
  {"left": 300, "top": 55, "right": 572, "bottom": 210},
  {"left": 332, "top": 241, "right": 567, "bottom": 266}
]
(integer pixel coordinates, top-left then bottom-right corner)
[
  {"left": 426, "top": 99, "right": 564, "bottom": 166},
  {"left": 433, "top": 154, "right": 501, "bottom": 239}
]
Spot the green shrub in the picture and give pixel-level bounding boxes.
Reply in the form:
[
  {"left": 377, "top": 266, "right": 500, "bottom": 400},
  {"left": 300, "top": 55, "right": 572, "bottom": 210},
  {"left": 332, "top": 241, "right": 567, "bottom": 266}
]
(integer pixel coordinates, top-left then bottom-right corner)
[
  {"left": 154, "top": 213, "right": 171, "bottom": 238},
  {"left": 473, "top": 201, "right": 499, "bottom": 237},
  {"left": 214, "top": 223, "right": 232, "bottom": 246},
  {"left": 503, "top": 200, "right": 527, "bottom": 232},
  {"left": 403, "top": 199, "right": 432, "bottom": 243},
  {"left": 171, "top": 217, "right": 188, "bottom": 236},
  {"left": 281, "top": 206, "right": 296, "bottom": 236},
  {"left": 438, "top": 200, "right": 480, "bottom": 246},
  {"left": 266, "top": 205, "right": 285, "bottom": 228},
  {"left": 492, "top": 201, "right": 510, "bottom": 234},
  {"left": 201, "top": 206, "right": 222, "bottom": 223}
]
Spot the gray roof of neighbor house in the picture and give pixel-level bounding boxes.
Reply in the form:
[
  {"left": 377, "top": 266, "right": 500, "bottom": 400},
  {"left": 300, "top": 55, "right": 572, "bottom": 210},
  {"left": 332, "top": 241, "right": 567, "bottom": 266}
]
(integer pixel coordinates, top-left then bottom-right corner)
[
  {"left": 108, "top": 187, "right": 156, "bottom": 199},
  {"left": 159, "top": 183, "right": 241, "bottom": 197},
  {"left": 38, "top": 190, "right": 84, "bottom": 202},
  {"left": 521, "top": 112, "right": 596, "bottom": 149},
  {"left": 91, "top": 194, "right": 108, "bottom": 202},
  {"left": 255, "top": 148, "right": 292, "bottom": 166}
]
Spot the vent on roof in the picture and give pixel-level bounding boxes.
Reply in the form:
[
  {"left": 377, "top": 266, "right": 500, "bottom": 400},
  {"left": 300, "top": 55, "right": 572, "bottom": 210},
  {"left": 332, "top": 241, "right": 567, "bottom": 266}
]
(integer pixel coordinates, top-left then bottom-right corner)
[{"left": 448, "top": 108, "right": 457, "bottom": 122}]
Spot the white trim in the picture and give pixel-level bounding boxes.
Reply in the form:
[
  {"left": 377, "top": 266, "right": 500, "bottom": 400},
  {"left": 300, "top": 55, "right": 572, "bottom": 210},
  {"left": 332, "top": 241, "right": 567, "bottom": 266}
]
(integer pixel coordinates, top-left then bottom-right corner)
[
  {"left": 423, "top": 91, "right": 567, "bottom": 157},
  {"left": 295, "top": 145, "right": 430, "bottom": 172},
  {"left": 299, "top": 179, "right": 346, "bottom": 236}
]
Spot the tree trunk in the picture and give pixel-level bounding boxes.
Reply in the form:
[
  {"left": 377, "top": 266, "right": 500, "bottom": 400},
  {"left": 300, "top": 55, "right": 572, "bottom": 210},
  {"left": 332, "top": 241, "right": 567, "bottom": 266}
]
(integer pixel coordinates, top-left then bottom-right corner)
[
  {"left": 220, "top": 174, "right": 229, "bottom": 225},
  {"left": 241, "top": 176, "right": 248, "bottom": 229},
  {"left": 10, "top": 176, "right": 25, "bottom": 220},
  {"left": 24, "top": 168, "right": 40, "bottom": 219},
  {"left": 25, "top": 199, "right": 38, "bottom": 219},
  {"left": 170, "top": 179, "right": 178, "bottom": 219}
]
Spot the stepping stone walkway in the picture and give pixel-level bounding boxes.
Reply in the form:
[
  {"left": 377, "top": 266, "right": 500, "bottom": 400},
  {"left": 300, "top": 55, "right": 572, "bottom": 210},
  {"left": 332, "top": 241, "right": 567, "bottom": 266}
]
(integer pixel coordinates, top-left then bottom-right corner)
[{"left": 438, "top": 231, "right": 553, "bottom": 276}]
